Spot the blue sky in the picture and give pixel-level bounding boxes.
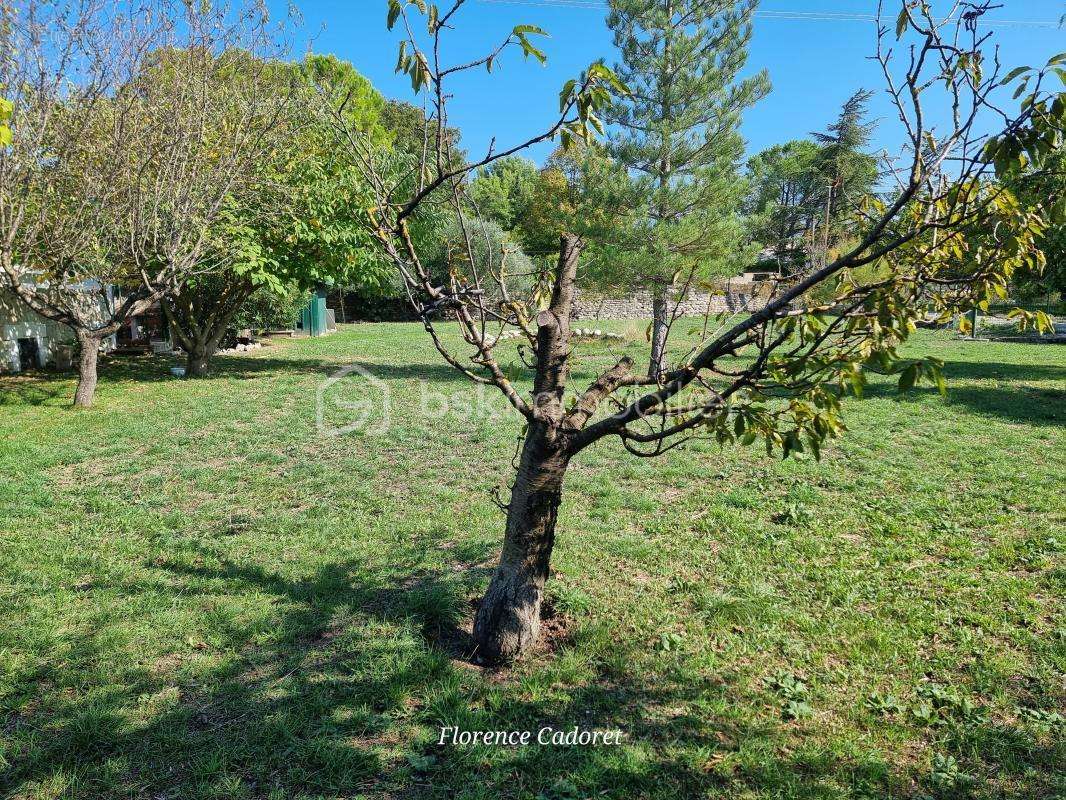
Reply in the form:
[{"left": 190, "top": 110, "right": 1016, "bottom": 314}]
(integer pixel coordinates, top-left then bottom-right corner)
[{"left": 275, "top": 0, "right": 1065, "bottom": 165}]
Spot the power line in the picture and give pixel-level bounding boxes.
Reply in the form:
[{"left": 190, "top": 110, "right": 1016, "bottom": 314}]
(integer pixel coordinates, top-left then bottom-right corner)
[{"left": 475, "top": 0, "right": 1062, "bottom": 28}]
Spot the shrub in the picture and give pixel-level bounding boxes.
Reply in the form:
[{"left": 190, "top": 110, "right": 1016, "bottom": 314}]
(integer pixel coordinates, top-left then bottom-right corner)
[{"left": 231, "top": 285, "right": 311, "bottom": 333}]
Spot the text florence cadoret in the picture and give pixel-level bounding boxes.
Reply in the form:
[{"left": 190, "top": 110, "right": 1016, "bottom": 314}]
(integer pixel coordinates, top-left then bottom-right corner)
[{"left": 438, "top": 726, "right": 624, "bottom": 746}]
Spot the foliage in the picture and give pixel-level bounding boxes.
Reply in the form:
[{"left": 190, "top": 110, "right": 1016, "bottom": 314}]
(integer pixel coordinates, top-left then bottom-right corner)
[
  {"left": 744, "top": 93, "right": 879, "bottom": 274},
  {"left": 381, "top": 99, "right": 465, "bottom": 168},
  {"left": 0, "top": 0, "right": 292, "bottom": 403},
  {"left": 162, "top": 52, "right": 397, "bottom": 372},
  {"left": 231, "top": 284, "right": 311, "bottom": 332},
  {"left": 602, "top": 0, "right": 769, "bottom": 374},
  {"left": 1012, "top": 147, "right": 1066, "bottom": 298},
  {"left": 810, "top": 90, "right": 879, "bottom": 248},
  {"left": 0, "top": 94, "right": 11, "bottom": 146},
  {"left": 744, "top": 139, "right": 825, "bottom": 271},
  {"left": 206, "top": 54, "right": 393, "bottom": 297},
  {"left": 423, "top": 215, "right": 538, "bottom": 300},
  {"left": 517, "top": 142, "right": 635, "bottom": 263},
  {"left": 468, "top": 155, "right": 538, "bottom": 231},
  {"left": 603, "top": 0, "right": 770, "bottom": 291}
]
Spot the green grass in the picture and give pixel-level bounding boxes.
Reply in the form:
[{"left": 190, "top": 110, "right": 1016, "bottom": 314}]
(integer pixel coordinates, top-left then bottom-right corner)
[{"left": 0, "top": 323, "right": 1063, "bottom": 799}]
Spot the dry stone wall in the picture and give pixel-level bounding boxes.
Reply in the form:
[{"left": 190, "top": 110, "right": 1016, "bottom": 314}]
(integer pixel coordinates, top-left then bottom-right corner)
[{"left": 571, "top": 283, "right": 768, "bottom": 321}]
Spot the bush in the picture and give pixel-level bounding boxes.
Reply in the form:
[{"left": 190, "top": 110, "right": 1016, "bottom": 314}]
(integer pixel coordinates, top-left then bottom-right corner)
[{"left": 231, "top": 285, "right": 311, "bottom": 333}]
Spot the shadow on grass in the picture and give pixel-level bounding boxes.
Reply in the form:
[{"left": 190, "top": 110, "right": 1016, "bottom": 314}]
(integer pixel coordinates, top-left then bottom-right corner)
[
  {"left": 0, "top": 353, "right": 476, "bottom": 407},
  {"left": 857, "top": 358, "right": 1064, "bottom": 426},
  {"left": 940, "top": 359, "right": 1066, "bottom": 383},
  {"left": 4, "top": 534, "right": 1062, "bottom": 799},
  {"left": 0, "top": 376, "right": 67, "bottom": 406}
]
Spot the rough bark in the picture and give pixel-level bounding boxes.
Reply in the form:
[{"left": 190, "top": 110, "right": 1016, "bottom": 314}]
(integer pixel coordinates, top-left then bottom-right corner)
[
  {"left": 184, "top": 342, "right": 213, "bottom": 377},
  {"left": 73, "top": 332, "right": 101, "bottom": 408},
  {"left": 473, "top": 234, "right": 583, "bottom": 664},
  {"left": 472, "top": 423, "right": 569, "bottom": 664},
  {"left": 648, "top": 286, "right": 669, "bottom": 378}
]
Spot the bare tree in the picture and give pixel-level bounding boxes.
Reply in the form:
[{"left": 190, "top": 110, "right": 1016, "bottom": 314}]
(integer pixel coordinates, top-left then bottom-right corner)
[
  {"left": 0, "top": 0, "right": 290, "bottom": 405},
  {"left": 339, "top": 0, "right": 1062, "bottom": 663}
]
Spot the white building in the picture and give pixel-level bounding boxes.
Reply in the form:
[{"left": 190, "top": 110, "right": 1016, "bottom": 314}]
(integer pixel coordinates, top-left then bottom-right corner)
[{"left": 0, "top": 283, "right": 114, "bottom": 373}]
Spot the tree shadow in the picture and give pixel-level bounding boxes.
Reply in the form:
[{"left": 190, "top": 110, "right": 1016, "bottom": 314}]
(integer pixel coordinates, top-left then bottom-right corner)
[
  {"left": 859, "top": 358, "right": 1064, "bottom": 427},
  {"left": 0, "top": 354, "right": 477, "bottom": 409},
  {"left": 940, "top": 359, "right": 1066, "bottom": 383},
  {"left": 0, "top": 377, "right": 66, "bottom": 406},
  {"left": 1, "top": 539, "right": 492, "bottom": 799}
]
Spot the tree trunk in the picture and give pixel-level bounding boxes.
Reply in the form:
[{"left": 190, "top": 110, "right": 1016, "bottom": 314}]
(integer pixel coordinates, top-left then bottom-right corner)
[
  {"left": 184, "top": 340, "right": 214, "bottom": 377},
  {"left": 473, "top": 234, "right": 583, "bottom": 664},
  {"left": 473, "top": 422, "right": 570, "bottom": 664},
  {"left": 648, "top": 286, "right": 669, "bottom": 378},
  {"left": 73, "top": 332, "right": 100, "bottom": 408}
]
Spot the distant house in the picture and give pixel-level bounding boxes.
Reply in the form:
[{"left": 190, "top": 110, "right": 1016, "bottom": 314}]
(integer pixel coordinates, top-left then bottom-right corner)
[{"left": 0, "top": 281, "right": 115, "bottom": 373}]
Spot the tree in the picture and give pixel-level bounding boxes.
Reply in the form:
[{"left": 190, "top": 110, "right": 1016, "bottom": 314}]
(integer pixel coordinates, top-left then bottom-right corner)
[
  {"left": 809, "top": 90, "right": 879, "bottom": 266},
  {"left": 604, "top": 0, "right": 770, "bottom": 377},
  {"left": 423, "top": 215, "right": 538, "bottom": 301},
  {"left": 517, "top": 142, "right": 635, "bottom": 264},
  {"left": 1012, "top": 147, "right": 1066, "bottom": 300},
  {"left": 163, "top": 55, "right": 392, "bottom": 377},
  {"left": 468, "top": 156, "right": 538, "bottom": 231},
  {"left": 343, "top": 0, "right": 1061, "bottom": 664},
  {"left": 231, "top": 284, "right": 311, "bottom": 333},
  {"left": 744, "top": 140, "right": 824, "bottom": 272},
  {"left": 0, "top": 0, "right": 288, "bottom": 405}
]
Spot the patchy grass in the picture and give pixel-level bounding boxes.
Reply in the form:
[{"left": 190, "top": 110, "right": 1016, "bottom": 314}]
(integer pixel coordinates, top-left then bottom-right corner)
[{"left": 0, "top": 323, "right": 1063, "bottom": 799}]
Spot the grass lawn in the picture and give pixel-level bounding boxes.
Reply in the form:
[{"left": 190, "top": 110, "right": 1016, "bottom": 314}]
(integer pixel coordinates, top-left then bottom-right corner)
[{"left": 0, "top": 322, "right": 1063, "bottom": 799}]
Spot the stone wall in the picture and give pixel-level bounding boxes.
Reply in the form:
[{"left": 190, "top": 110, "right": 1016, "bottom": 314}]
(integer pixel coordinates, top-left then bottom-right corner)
[
  {"left": 330, "top": 283, "right": 772, "bottom": 324},
  {"left": 571, "top": 283, "right": 768, "bottom": 321}
]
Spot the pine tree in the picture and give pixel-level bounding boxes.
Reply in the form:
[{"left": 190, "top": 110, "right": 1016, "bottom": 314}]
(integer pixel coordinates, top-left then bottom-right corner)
[
  {"left": 605, "top": 0, "right": 769, "bottom": 376},
  {"left": 810, "top": 90, "right": 879, "bottom": 264}
]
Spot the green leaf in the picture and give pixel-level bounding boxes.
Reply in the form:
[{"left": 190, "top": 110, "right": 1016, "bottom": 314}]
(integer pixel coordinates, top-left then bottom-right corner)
[
  {"left": 516, "top": 34, "right": 547, "bottom": 65},
  {"left": 1046, "top": 52, "right": 1066, "bottom": 67},
  {"left": 512, "top": 24, "right": 548, "bottom": 37},
  {"left": 895, "top": 8, "right": 908, "bottom": 38},
  {"left": 386, "top": 0, "right": 401, "bottom": 30},
  {"left": 999, "top": 65, "right": 1031, "bottom": 85},
  {"left": 558, "top": 78, "right": 577, "bottom": 111},
  {"left": 849, "top": 369, "right": 865, "bottom": 399}
]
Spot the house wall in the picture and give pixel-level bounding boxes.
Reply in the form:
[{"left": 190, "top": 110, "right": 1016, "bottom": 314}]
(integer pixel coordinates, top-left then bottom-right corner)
[
  {"left": 0, "top": 287, "right": 114, "bottom": 373},
  {"left": 0, "top": 292, "right": 75, "bottom": 372}
]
